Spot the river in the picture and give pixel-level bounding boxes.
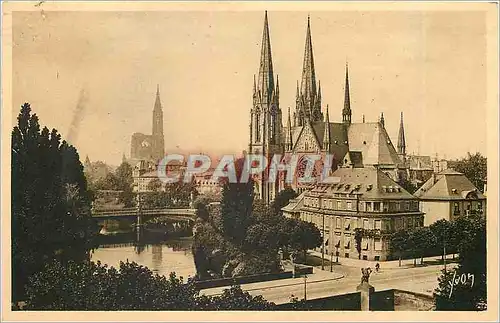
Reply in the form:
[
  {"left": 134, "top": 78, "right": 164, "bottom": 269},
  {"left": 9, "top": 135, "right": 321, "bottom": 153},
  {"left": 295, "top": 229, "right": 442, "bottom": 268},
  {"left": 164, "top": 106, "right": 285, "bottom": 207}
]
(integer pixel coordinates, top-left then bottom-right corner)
[{"left": 90, "top": 236, "right": 197, "bottom": 281}]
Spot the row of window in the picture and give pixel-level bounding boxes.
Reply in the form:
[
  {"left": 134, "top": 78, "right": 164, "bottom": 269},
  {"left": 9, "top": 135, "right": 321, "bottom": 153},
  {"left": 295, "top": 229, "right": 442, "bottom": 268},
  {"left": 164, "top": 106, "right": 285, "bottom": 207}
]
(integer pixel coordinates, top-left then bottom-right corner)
[
  {"left": 303, "top": 196, "right": 418, "bottom": 213},
  {"left": 301, "top": 212, "right": 423, "bottom": 232},
  {"left": 323, "top": 234, "right": 384, "bottom": 252}
]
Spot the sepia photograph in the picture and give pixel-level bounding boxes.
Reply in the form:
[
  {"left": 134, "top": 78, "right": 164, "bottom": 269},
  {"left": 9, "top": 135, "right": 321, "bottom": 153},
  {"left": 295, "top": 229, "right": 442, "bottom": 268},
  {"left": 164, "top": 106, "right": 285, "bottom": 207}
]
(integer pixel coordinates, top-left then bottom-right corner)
[{"left": 1, "top": 1, "right": 498, "bottom": 321}]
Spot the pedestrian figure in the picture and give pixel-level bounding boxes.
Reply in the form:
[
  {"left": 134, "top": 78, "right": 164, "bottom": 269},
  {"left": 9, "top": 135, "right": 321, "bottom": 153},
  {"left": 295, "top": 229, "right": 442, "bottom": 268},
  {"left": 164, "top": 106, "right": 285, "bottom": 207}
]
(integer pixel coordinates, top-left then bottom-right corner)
[{"left": 375, "top": 262, "right": 380, "bottom": 272}]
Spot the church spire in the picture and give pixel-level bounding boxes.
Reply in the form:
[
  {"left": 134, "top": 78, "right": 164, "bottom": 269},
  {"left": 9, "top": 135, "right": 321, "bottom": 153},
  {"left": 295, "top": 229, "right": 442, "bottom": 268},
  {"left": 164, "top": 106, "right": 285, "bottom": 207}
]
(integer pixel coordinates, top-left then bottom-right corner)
[
  {"left": 257, "top": 11, "right": 274, "bottom": 103},
  {"left": 323, "top": 105, "right": 331, "bottom": 150},
  {"left": 380, "top": 112, "right": 385, "bottom": 128},
  {"left": 397, "top": 112, "right": 406, "bottom": 155},
  {"left": 154, "top": 84, "right": 162, "bottom": 111},
  {"left": 300, "top": 15, "right": 317, "bottom": 108},
  {"left": 285, "top": 107, "right": 293, "bottom": 150},
  {"left": 342, "top": 63, "right": 352, "bottom": 124}
]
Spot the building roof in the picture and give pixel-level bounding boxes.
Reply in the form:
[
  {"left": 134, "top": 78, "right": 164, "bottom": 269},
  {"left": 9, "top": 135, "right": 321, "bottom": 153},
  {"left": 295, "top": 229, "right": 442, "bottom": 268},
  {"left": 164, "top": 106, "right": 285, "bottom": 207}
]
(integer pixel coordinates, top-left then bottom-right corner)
[
  {"left": 408, "top": 155, "right": 433, "bottom": 170},
  {"left": 281, "top": 191, "right": 306, "bottom": 213},
  {"left": 347, "top": 123, "right": 403, "bottom": 167},
  {"left": 285, "top": 121, "right": 403, "bottom": 170},
  {"left": 309, "top": 166, "right": 416, "bottom": 200},
  {"left": 414, "top": 169, "right": 486, "bottom": 200}
]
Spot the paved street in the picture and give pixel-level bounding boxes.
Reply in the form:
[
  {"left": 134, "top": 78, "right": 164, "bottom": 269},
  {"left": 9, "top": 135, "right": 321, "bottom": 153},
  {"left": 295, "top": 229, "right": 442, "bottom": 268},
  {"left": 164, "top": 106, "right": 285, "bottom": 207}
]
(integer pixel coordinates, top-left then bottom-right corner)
[{"left": 201, "top": 255, "right": 455, "bottom": 305}]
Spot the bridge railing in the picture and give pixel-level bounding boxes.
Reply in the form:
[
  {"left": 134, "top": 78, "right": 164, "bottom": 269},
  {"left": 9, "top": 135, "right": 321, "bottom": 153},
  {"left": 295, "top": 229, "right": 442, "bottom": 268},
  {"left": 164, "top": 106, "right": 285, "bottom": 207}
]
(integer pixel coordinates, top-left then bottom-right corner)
[{"left": 92, "top": 207, "right": 196, "bottom": 217}]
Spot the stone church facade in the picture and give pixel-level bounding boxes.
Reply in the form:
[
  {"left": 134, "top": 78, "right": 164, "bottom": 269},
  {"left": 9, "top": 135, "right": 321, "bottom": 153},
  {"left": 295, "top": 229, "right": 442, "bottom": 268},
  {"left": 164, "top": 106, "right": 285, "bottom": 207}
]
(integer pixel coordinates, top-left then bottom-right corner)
[
  {"left": 248, "top": 13, "right": 409, "bottom": 204},
  {"left": 130, "top": 85, "right": 166, "bottom": 164}
]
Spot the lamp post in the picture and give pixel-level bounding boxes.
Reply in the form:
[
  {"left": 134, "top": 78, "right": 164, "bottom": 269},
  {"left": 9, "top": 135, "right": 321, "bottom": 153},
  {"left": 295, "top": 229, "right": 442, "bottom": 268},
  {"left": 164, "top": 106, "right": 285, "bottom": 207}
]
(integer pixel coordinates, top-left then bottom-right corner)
[{"left": 330, "top": 251, "right": 333, "bottom": 272}]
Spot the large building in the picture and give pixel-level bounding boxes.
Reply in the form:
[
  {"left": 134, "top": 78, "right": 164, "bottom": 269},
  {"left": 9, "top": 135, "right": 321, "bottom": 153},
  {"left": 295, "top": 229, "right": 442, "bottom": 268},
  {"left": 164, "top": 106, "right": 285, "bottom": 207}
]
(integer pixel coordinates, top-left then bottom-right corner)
[
  {"left": 414, "top": 169, "right": 486, "bottom": 226},
  {"left": 283, "top": 167, "right": 424, "bottom": 261},
  {"left": 130, "top": 85, "right": 166, "bottom": 164},
  {"left": 248, "top": 13, "right": 408, "bottom": 204}
]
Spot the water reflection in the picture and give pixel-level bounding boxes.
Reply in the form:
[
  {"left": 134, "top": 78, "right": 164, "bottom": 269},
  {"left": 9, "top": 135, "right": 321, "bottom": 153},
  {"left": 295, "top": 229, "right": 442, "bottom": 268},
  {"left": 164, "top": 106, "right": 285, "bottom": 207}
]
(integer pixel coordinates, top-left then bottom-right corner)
[{"left": 91, "top": 234, "right": 196, "bottom": 281}]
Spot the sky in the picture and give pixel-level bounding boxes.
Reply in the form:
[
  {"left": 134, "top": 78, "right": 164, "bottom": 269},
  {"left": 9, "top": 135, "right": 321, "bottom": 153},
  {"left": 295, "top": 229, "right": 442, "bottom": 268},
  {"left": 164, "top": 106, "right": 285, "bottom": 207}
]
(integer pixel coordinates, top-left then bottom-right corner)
[{"left": 12, "top": 9, "right": 488, "bottom": 165}]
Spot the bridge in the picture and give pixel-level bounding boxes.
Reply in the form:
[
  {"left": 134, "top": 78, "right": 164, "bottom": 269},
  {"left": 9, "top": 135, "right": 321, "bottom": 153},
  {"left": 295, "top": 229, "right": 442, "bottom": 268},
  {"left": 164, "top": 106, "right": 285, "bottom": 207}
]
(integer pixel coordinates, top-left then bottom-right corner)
[{"left": 92, "top": 207, "right": 197, "bottom": 222}]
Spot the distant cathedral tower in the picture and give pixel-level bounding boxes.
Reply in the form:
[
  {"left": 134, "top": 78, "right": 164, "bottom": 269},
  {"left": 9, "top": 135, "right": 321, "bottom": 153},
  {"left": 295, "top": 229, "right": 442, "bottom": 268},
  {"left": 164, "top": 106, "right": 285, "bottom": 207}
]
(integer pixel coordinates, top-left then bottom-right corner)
[
  {"left": 248, "top": 11, "right": 283, "bottom": 203},
  {"left": 130, "top": 85, "right": 166, "bottom": 163},
  {"left": 152, "top": 84, "right": 165, "bottom": 161},
  {"left": 294, "top": 16, "right": 323, "bottom": 126}
]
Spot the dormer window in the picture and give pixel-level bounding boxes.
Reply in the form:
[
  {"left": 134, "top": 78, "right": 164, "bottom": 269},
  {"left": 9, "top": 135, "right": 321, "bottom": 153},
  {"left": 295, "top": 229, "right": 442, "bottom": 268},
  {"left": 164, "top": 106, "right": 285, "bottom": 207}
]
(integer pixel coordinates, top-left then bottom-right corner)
[
  {"left": 367, "top": 184, "right": 373, "bottom": 191},
  {"left": 452, "top": 188, "right": 457, "bottom": 194}
]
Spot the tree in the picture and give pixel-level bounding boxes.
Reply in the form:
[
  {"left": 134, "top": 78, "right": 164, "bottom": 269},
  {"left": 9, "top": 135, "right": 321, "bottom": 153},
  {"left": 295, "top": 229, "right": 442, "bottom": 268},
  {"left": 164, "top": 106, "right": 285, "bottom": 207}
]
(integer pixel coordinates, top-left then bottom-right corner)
[
  {"left": 289, "top": 220, "right": 322, "bottom": 264},
  {"left": 11, "top": 103, "right": 97, "bottom": 303},
  {"left": 219, "top": 158, "right": 254, "bottom": 246},
  {"left": 147, "top": 178, "right": 163, "bottom": 192},
  {"left": 205, "top": 285, "right": 275, "bottom": 310},
  {"left": 434, "top": 215, "right": 486, "bottom": 310},
  {"left": 429, "top": 219, "right": 452, "bottom": 270},
  {"left": 397, "top": 177, "right": 418, "bottom": 194},
  {"left": 408, "top": 227, "right": 436, "bottom": 266},
  {"left": 453, "top": 152, "right": 487, "bottom": 192},
  {"left": 24, "top": 260, "right": 276, "bottom": 310},
  {"left": 389, "top": 230, "right": 409, "bottom": 267},
  {"left": 271, "top": 187, "right": 298, "bottom": 216}
]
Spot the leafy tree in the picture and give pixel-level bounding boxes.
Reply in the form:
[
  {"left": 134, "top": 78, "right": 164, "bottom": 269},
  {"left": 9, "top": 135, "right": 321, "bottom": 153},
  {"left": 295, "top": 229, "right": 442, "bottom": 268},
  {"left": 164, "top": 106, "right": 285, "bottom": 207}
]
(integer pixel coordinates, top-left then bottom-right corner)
[
  {"left": 389, "top": 230, "right": 410, "bottom": 267},
  {"left": 147, "top": 178, "right": 163, "bottom": 192},
  {"left": 434, "top": 215, "right": 486, "bottom": 310},
  {"left": 271, "top": 187, "right": 298, "bottom": 216},
  {"left": 289, "top": 220, "right": 322, "bottom": 264},
  {"left": 408, "top": 227, "right": 436, "bottom": 266},
  {"left": 115, "top": 161, "right": 135, "bottom": 206},
  {"left": 205, "top": 285, "right": 275, "bottom": 310},
  {"left": 93, "top": 172, "right": 120, "bottom": 191},
  {"left": 24, "top": 260, "right": 276, "bottom": 310},
  {"left": 397, "top": 177, "right": 418, "bottom": 194},
  {"left": 11, "top": 103, "right": 97, "bottom": 303},
  {"left": 141, "top": 181, "right": 197, "bottom": 209},
  {"left": 452, "top": 152, "right": 487, "bottom": 192},
  {"left": 219, "top": 158, "right": 254, "bottom": 246},
  {"left": 429, "top": 219, "right": 452, "bottom": 268}
]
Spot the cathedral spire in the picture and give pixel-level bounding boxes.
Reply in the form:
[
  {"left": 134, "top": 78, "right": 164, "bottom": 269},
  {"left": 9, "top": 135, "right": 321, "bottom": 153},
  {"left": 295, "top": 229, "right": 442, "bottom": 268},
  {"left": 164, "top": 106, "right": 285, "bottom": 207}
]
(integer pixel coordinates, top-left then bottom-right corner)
[
  {"left": 323, "top": 104, "right": 331, "bottom": 150},
  {"left": 300, "top": 15, "right": 317, "bottom": 107},
  {"left": 276, "top": 74, "right": 280, "bottom": 97},
  {"left": 257, "top": 11, "right": 274, "bottom": 103},
  {"left": 380, "top": 112, "right": 385, "bottom": 128},
  {"left": 253, "top": 74, "right": 256, "bottom": 95},
  {"left": 397, "top": 112, "right": 406, "bottom": 155},
  {"left": 285, "top": 107, "right": 293, "bottom": 149},
  {"left": 342, "top": 63, "right": 352, "bottom": 124},
  {"left": 154, "top": 84, "right": 162, "bottom": 111}
]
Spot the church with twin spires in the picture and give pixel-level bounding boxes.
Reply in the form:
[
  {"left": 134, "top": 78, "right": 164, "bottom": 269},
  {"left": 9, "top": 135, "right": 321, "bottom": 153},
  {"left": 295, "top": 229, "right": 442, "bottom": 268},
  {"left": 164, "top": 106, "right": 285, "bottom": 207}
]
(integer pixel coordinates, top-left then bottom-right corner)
[{"left": 248, "top": 12, "right": 409, "bottom": 203}]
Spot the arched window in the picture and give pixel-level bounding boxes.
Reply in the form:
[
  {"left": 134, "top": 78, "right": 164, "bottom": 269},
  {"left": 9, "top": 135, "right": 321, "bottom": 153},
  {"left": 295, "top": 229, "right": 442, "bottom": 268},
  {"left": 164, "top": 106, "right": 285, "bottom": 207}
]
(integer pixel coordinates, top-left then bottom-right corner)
[{"left": 255, "top": 114, "right": 260, "bottom": 142}]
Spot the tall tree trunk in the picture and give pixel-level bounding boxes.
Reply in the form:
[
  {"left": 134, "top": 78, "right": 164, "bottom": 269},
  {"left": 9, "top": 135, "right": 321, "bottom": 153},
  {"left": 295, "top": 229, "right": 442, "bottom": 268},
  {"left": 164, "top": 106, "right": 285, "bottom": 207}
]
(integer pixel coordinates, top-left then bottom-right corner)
[
  {"left": 398, "top": 256, "right": 402, "bottom": 267},
  {"left": 413, "top": 257, "right": 416, "bottom": 267}
]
